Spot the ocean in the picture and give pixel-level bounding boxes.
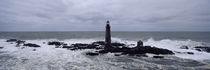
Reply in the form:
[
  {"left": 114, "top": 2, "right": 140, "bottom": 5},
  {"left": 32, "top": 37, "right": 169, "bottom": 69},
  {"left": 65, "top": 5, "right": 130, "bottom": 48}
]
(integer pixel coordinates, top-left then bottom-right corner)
[{"left": 0, "top": 32, "right": 210, "bottom": 70}]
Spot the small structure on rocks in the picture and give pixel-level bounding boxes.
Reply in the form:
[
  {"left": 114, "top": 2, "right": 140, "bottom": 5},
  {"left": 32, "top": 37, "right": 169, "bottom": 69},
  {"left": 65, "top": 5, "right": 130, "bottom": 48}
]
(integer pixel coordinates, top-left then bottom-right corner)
[
  {"left": 137, "top": 40, "right": 143, "bottom": 47},
  {"left": 97, "top": 21, "right": 174, "bottom": 55}
]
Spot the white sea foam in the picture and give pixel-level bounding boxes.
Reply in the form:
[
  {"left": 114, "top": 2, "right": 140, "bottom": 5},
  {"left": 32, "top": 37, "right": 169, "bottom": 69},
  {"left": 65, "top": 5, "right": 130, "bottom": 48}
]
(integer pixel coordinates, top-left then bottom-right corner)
[{"left": 0, "top": 38, "right": 210, "bottom": 70}]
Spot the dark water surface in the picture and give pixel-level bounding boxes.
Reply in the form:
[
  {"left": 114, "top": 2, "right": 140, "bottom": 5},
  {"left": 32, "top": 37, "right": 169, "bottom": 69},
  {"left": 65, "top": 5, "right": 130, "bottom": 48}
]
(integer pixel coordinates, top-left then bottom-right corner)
[{"left": 0, "top": 32, "right": 210, "bottom": 42}]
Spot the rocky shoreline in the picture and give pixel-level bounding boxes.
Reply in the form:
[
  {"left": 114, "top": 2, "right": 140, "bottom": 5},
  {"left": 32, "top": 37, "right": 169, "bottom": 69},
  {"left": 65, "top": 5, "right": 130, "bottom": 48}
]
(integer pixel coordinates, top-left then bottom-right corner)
[{"left": 4, "top": 39, "right": 210, "bottom": 58}]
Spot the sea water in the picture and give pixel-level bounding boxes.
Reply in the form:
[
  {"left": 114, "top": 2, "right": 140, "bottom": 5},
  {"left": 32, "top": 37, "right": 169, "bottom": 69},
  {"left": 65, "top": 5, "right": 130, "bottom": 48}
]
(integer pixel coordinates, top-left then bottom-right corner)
[{"left": 0, "top": 32, "right": 210, "bottom": 70}]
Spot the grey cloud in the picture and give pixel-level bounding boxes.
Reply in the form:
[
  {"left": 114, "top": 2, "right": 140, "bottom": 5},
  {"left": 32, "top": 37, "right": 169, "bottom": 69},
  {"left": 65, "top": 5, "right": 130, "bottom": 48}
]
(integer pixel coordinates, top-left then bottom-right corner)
[{"left": 0, "top": 0, "right": 210, "bottom": 31}]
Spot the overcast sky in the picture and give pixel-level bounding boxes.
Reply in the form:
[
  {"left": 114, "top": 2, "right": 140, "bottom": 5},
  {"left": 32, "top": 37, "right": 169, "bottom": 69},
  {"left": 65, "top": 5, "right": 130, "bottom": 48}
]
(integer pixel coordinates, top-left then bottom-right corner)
[{"left": 0, "top": 0, "right": 210, "bottom": 31}]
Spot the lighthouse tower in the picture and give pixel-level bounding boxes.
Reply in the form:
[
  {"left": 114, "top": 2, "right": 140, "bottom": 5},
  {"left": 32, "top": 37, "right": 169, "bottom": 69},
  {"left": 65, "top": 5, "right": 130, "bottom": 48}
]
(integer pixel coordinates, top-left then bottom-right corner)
[{"left": 105, "top": 20, "right": 111, "bottom": 49}]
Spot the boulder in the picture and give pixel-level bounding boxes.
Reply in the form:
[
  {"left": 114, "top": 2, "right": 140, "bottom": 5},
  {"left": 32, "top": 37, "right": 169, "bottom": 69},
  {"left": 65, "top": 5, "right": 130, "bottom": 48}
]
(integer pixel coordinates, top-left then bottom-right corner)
[
  {"left": 48, "top": 41, "right": 63, "bottom": 46},
  {"left": 153, "top": 56, "right": 164, "bottom": 58},
  {"left": 62, "top": 46, "right": 72, "bottom": 48},
  {"left": 6, "top": 39, "right": 18, "bottom": 42},
  {"left": 99, "top": 46, "right": 174, "bottom": 55},
  {"left": 92, "top": 41, "right": 105, "bottom": 45},
  {"left": 0, "top": 47, "right": 3, "bottom": 49},
  {"left": 114, "top": 54, "right": 121, "bottom": 56},
  {"left": 187, "top": 52, "right": 194, "bottom": 55},
  {"left": 86, "top": 52, "right": 99, "bottom": 56},
  {"left": 194, "top": 46, "right": 210, "bottom": 53},
  {"left": 135, "top": 54, "right": 148, "bottom": 57},
  {"left": 71, "top": 43, "right": 89, "bottom": 49},
  {"left": 16, "top": 40, "right": 25, "bottom": 47},
  {"left": 16, "top": 40, "right": 25, "bottom": 44},
  {"left": 24, "top": 43, "right": 41, "bottom": 47},
  {"left": 137, "top": 40, "right": 143, "bottom": 47},
  {"left": 111, "top": 42, "right": 125, "bottom": 47},
  {"left": 135, "top": 46, "right": 174, "bottom": 55}
]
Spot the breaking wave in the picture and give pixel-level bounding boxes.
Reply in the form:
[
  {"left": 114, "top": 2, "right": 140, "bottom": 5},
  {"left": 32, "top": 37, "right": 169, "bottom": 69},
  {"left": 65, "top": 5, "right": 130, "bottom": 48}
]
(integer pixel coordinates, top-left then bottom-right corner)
[{"left": 0, "top": 38, "right": 210, "bottom": 70}]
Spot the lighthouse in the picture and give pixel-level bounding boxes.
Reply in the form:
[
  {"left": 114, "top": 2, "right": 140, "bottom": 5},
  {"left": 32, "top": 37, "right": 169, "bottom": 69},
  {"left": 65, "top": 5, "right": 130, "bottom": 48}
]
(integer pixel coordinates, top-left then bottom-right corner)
[{"left": 105, "top": 20, "right": 111, "bottom": 49}]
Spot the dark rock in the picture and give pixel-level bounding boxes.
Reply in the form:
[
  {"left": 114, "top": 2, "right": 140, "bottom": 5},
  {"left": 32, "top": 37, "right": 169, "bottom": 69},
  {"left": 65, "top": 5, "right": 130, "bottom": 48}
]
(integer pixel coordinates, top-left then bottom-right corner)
[
  {"left": 6, "top": 39, "right": 18, "bottom": 42},
  {"left": 62, "top": 46, "right": 72, "bottom": 48},
  {"left": 24, "top": 43, "right": 41, "bottom": 47},
  {"left": 68, "top": 43, "right": 102, "bottom": 50},
  {"left": 195, "top": 48, "right": 202, "bottom": 51},
  {"left": 92, "top": 41, "right": 105, "bottom": 45},
  {"left": 128, "top": 44, "right": 135, "bottom": 46},
  {"left": 63, "top": 44, "right": 68, "bottom": 46},
  {"left": 135, "top": 54, "right": 148, "bottom": 57},
  {"left": 16, "top": 40, "right": 25, "bottom": 44},
  {"left": 48, "top": 41, "right": 63, "bottom": 46},
  {"left": 99, "top": 46, "right": 174, "bottom": 55},
  {"left": 187, "top": 52, "right": 194, "bottom": 55},
  {"left": 86, "top": 52, "right": 99, "bottom": 56},
  {"left": 111, "top": 42, "right": 125, "bottom": 47},
  {"left": 33, "top": 49, "right": 36, "bottom": 51},
  {"left": 0, "top": 47, "right": 3, "bottom": 49},
  {"left": 16, "top": 40, "right": 25, "bottom": 47},
  {"left": 87, "top": 44, "right": 99, "bottom": 49},
  {"left": 114, "top": 54, "right": 121, "bottom": 56},
  {"left": 180, "top": 46, "right": 189, "bottom": 49},
  {"left": 137, "top": 40, "right": 143, "bottom": 47},
  {"left": 194, "top": 46, "right": 210, "bottom": 53},
  {"left": 71, "top": 43, "right": 89, "bottom": 49},
  {"left": 62, "top": 40, "right": 174, "bottom": 56},
  {"left": 153, "top": 56, "right": 164, "bottom": 58}
]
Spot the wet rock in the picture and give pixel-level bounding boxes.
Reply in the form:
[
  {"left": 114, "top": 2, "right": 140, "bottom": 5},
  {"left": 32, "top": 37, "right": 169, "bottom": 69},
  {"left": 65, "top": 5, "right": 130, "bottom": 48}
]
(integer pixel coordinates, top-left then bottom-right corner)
[
  {"left": 194, "top": 46, "right": 210, "bottom": 53},
  {"left": 99, "top": 46, "right": 174, "bottom": 55},
  {"left": 114, "top": 54, "right": 121, "bottom": 56},
  {"left": 111, "top": 42, "right": 125, "bottom": 47},
  {"left": 71, "top": 43, "right": 89, "bottom": 49},
  {"left": 135, "top": 54, "right": 148, "bottom": 57},
  {"left": 62, "top": 46, "right": 72, "bottom": 48},
  {"left": 65, "top": 40, "right": 174, "bottom": 56},
  {"left": 16, "top": 40, "right": 25, "bottom": 44},
  {"left": 33, "top": 49, "right": 36, "bottom": 51},
  {"left": 63, "top": 44, "right": 67, "bottom": 46},
  {"left": 48, "top": 41, "right": 63, "bottom": 46},
  {"left": 195, "top": 48, "right": 202, "bottom": 51},
  {"left": 92, "top": 41, "right": 105, "bottom": 45},
  {"left": 16, "top": 40, "right": 25, "bottom": 47},
  {"left": 0, "top": 47, "right": 3, "bottom": 49},
  {"left": 87, "top": 44, "right": 99, "bottom": 49},
  {"left": 180, "top": 46, "right": 189, "bottom": 49},
  {"left": 6, "top": 39, "right": 18, "bottom": 42},
  {"left": 128, "top": 44, "right": 135, "bottom": 46},
  {"left": 137, "top": 40, "right": 143, "bottom": 47},
  {"left": 69, "top": 43, "right": 102, "bottom": 50},
  {"left": 86, "top": 52, "right": 99, "bottom": 56},
  {"left": 24, "top": 43, "right": 41, "bottom": 47},
  {"left": 187, "top": 52, "right": 194, "bottom": 55},
  {"left": 153, "top": 56, "right": 164, "bottom": 58},
  {"left": 69, "top": 48, "right": 76, "bottom": 51}
]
